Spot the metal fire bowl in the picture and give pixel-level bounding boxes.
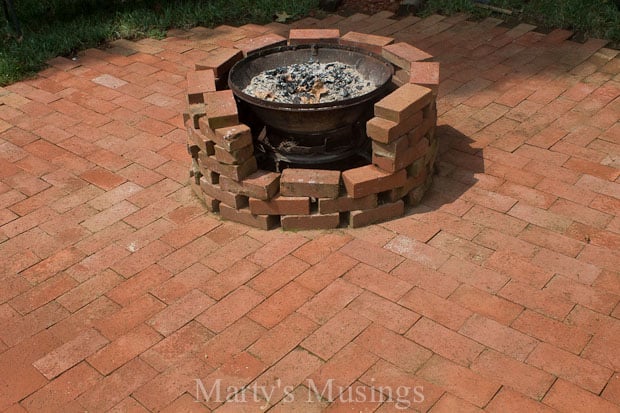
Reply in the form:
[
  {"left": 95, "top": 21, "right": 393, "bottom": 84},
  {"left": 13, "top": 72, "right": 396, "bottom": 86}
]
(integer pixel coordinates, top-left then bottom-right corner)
[{"left": 228, "top": 44, "right": 394, "bottom": 134}]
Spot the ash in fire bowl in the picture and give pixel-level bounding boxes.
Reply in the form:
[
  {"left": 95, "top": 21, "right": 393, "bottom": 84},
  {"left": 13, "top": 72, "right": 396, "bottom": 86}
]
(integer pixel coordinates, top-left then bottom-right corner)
[{"left": 243, "top": 62, "right": 376, "bottom": 104}]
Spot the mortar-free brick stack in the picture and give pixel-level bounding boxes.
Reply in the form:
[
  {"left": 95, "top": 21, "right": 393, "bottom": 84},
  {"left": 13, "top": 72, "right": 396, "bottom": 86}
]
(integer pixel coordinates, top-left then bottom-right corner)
[{"left": 184, "top": 27, "right": 439, "bottom": 230}]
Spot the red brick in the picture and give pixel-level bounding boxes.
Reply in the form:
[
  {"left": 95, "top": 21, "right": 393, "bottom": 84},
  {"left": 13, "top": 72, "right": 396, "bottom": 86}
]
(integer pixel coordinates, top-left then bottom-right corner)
[
  {"left": 19, "top": 247, "right": 85, "bottom": 284},
  {"left": 200, "top": 259, "right": 259, "bottom": 300},
  {"left": 200, "top": 153, "right": 257, "bottom": 182},
  {"left": 249, "top": 349, "right": 322, "bottom": 406},
  {"left": 292, "top": 233, "right": 351, "bottom": 265},
  {"left": 399, "top": 286, "right": 472, "bottom": 330},
  {"left": 186, "top": 69, "right": 216, "bottom": 104},
  {"left": 132, "top": 359, "right": 212, "bottom": 412},
  {"left": 550, "top": 198, "right": 612, "bottom": 229},
  {"left": 533, "top": 248, "right": 601, "bottom": 285},
  {"left": 246, "top": 312, "right": 316, "bottom": 364},
  {"left": 518, "top": 224, "right": 585, "bottom": 257},
  {"left": 20, "top": 362, "right": 102, "bottom": 412},
  {"left": 201, "top": 234, "right": 263, "bottom": 273},
  {"left": 582, "top": 329, "right": 620, "bottom": 371},
  {"left": 280, "top": 168, "right": 341, "bottom": 199},
  {"left": 430, "top": 231, "right": 494, "bottom": 264},
  {"left": 391, "top": 259, "right": 459, "bottom": 298},
  {"left": 199, "top": 176, "right": 248, "bottom": 209},
  {"left": 80, "top": 167, "right": 126, "bottom": 190},
  {"left": 318, "top": 193, "right": 377, "bottom": 214},
  {"left": 486, "top": 387, "right": 556, "bottom": 413},
  {"left": 385, "top": 234, "right": 451, "bottom": 269},
  {"left": 202, "top": 90, "right": 239, "bottom": 130},
  {"left": 213, "top": 143, "right": 253, "bottom": 165},
  {"left": 440, "top": 256, "right": 510, "bottom": 293},
  {"left": 366, "top": 115, "right": 429, "bottom": 144},
  {"left": 95, "top": 294, "right": 165, "bottom": 340},
  {"left": 508, "top": 202, "right": 572, "bottom": 232},
  {"left": 499, "top": 280, "right": 574, "bottom": 320},
  {"left": 349, "top": 291, "right": 420, "bottom": 334},
  {"left": 528, "top": 342, "right": 613, "bottom": 393},
  {"left": 343, "top": 263, "right": 412, "bottom": 301},
  {"left": 56, "top": 270, "right": 122, "bottom": 313},
  {"left": 33, "top": 329, "right": 109, "bottom": 379},
  {"left": 140, "top": 321, "right": 215, "bottom": 372},
  {"left": 306, "top": 342, "right": 378, "bottom": 401},
  {"left": 148, "top": 290, "right": 214, "bottom": 336},
  {"left": 195, "top": 47, "right": 242, "bottom": 77},
  {"left": 360, "top": 360, "right": 444, "bottom": 412},
  {"left": 106, "top": 264, "right": 172, "bottom": 306},
  {"left": 577, "top": 243, "right": 620, "bottom": 273},
  {"left": 281, "top": 212, "right": 340, "bottom": 230},
  {"left": 564, "top": 157, "right": 620, "bottom": 181},
  {"left": 374, "top": 83, "right": 433, "bottom": 123},
  {"left": 407, "top": 317, "right": 484, "bottom": 366},
  {"left": 602, "top": 373, "right": 620, "bottom": 405},
  {"left": 234, "top": 33, "right": 287, "bottom": 56},
  {"left": 339, "top": 238, "right": 402, "bottom": 272},
  {"left": 197, "top": 286, "right": 264, "bottom": 332},
  {"left": 450, "top": 284, "right": 523, "bottom": 325},
  {"left": 358, "top": 324, "right": 432, "bottom": 373},
  {"left": 249, "top": 279, "right": 313, "bottom": 325},
  {"left": 219, "top": 204, "right": 279, "bottom": 229},
  {"left": 295, "top": 252, "right": 359, "bottom": 292},
  {"left": 220, "top": 170, "right": 280, "bottom": 200},
  {"left": 288, "top": 29, "right": 340, "bottom": 45},
  {"left": 471, "top": 349, "right": 554, "bottom": 400},
  {"left": 460, "top": 314, "right": 539, "bottom": 361},
  {"left": 545, "top": 276, "right": 618, "bottom": 314},
  {"left": 160, "top": 393, "right": 210, "bottom": 413},
  {"left": 9, "top": 273, "right": 77, "bottom": 315},
  {"left": 87, "top": 324, "right": 161, "bottom": 375},
  {"left": 382, "top": 42, "right": 433, "bottom": 70},
  {"left": 250, "top": 195, "right": 310, "bottom": 215},
  {"left": 484, "top": 250, "right": 554, "bottom": 289},
  {"left": 205, "top": 122, "right": 251, "bottom": 151},
  {"left": 342, "top": 165, "right": 407, "bottom": 198},
  {"left": 409, "top": 61, "right": 440, "bottom": 93},
  {"left": 339, "top": 31, "right": 393, "bottom": 54},
  {"left": 77, "top": 358, "right": 157, "bottom": 412},
  {"left": 417, "top": 355, "right": 501, "bottom": 408},
  {"left": 199, "top": 317, "right": 265, "bottom": 367},
  {"left": 543, "top": 379, "right": 619, "bottom": 413},
  {"left": 512, "top": 310, "right": 591, "bottom": 354}
]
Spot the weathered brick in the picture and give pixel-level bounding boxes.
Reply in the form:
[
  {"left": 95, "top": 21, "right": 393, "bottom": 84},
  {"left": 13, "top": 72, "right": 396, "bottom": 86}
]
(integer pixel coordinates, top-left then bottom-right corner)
[
  {"left": 339, "top": 31, "right": 394, "bottom": 54},
  {"left": 372, "top": 136, "right": 429, "bottom": 172},
  {"left": 234, "top": 33, "right": 287, "bottom": 56},
  {"left": 219, "top": 204, "right": 279, "bottom": 230},
  {"left": 289, "top": 29, "right": 340, "bottom": 45},
  {"left": 213, "top": 144, "right": 254, "bottom": 165},
  {"left": 375, "top": 83, "right": 433, "bottom": 123},
  {"left": 382, "top": 42, "right": 433, "bottom": 70},
  {"left": 195, "top": 47, "right": 242, "bottom": 77},
  {"left": 342, "top": 165, "right": 407, "bottom": 198},
  {"left": 186, "top": 69, "right": 216, "bottom": 104},
  {"left": 349, "top": 199, "right": 405, "bottom": 227},
  {"left": 249, "top": 195, "right": 311, "bottom": 215},
  {"left": 409, "top": 61, "right": 440, "bottom": 94},
  {"left": 203, "top": 90, "right": 239, "bottom": 130},
  {"left": 199, "top": 153, "right": 257, "bottom": 181},
  {"left": 219, "top": 170, "right": 280, "bottom": 200},
  {"left": 318, "top": 193, "right": 377, "bottom": 214},
  {"left": 281, "top": 212, "right": 340, "bottom": 230},
  {"left": 207, "top": 123, "right": 252, "bottom": 151},
  {"left": 543, "top": 379, "right": 619, "bottom": 413},
  {"left": 280, "top": 168, "right": 341, "bottom": 198},
  {"left": 199, "top": 176, "right": 248, "bottom": 209}
]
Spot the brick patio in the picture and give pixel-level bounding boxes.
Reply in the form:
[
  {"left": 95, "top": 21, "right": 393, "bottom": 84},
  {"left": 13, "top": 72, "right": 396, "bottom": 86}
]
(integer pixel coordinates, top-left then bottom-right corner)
[{"left": 1, "top": 11, "right": 619, "bottom": 412}]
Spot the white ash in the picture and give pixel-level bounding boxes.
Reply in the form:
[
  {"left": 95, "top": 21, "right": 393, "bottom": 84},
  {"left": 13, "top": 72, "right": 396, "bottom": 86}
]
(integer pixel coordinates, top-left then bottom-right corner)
[{"left": 243, "top": 61, "right": 376, "bottom": 104}]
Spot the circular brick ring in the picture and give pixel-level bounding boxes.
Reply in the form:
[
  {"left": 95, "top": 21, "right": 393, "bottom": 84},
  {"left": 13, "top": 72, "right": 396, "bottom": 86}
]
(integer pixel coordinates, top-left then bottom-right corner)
[{"left": 184, "top": 28, "right": 439, "bottom": 230}]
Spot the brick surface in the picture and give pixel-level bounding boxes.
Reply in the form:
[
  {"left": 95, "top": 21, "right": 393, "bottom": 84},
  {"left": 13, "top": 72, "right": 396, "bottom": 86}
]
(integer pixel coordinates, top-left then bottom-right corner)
[
  {"left": 289, "top": 28, "right": 340, "bottom": 44},
  {"left": 1, "top": 16, "right": 618, "bottom": 413},
  {"left": 280, "top": 168, "right": 341, "bottom": 199},
  {"left": 374, "top": 83, "right": 433, "bottom": 123}
]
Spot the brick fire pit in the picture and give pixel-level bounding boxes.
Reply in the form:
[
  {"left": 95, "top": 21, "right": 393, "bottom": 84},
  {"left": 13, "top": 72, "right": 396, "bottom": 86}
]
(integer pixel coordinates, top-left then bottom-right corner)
[{"left": 184, "top": 28, "right": 439, "bottom": 230}]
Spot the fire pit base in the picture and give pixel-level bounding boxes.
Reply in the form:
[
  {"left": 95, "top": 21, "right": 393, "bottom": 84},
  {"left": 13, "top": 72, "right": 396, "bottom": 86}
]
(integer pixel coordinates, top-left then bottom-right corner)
[{"left": 184, "top": 28, "right": 439, "bottom": 230}]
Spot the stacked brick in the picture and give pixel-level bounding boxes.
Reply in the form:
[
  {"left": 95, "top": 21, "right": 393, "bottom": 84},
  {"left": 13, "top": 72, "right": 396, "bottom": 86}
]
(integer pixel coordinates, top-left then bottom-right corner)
[{"left": 184, "top": 27, "right": 439, "bottom": 230}]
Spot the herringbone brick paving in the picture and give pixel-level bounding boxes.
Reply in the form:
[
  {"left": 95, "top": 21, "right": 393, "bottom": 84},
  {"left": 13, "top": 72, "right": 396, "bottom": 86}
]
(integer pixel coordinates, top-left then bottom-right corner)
[{"left": 0, "top": 11, "right": 619, "bottom": 412}]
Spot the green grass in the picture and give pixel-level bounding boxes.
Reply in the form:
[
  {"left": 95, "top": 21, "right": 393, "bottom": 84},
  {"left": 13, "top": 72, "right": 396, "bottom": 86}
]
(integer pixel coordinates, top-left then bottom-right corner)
[
  {"left": 0, "top": 0, "right": 318, "bottom": 85},
  {"left": 421, "top": 0, "right": 620, "bottom": 44}
]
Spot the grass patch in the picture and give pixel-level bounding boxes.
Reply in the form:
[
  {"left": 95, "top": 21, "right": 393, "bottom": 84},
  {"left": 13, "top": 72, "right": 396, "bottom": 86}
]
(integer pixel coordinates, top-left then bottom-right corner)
[
  {"left": 421, "top": 0, "right": 620, "bottom": 44},
  {"left": 0, "top": 0, "right": 318, "bottom": 85}
]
